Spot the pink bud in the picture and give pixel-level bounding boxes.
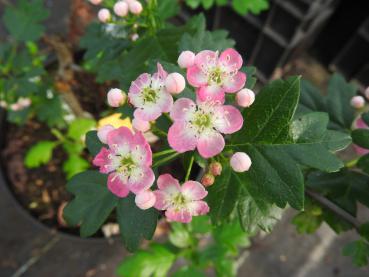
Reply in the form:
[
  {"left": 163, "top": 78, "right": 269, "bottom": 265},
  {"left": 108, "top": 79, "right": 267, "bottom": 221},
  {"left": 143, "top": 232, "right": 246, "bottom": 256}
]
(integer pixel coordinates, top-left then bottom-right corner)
[
  {"left": 177, "top": 51, "right": 195, "bottom": 68},
  {"left": 98, "top": 8, "right": 111, "bottom": 23},
  {"left": 97, "top": 124, "right": 115, "bottom": 144},
  {"left": 10, "top": 103, "right": 21, "bottom": 111},
  {"left": 129, "top": 1, "right": 143, "bottom": 15},
  {"left": 236, "top": 88, "right": 255, "bottom": 108},
  {"left": 132, "top": 117, "right": 150, "bottom": 132},
  {"left": 209, "top": 162, "right": 222, "bottom": 176},
  {"left": 230, "top": 152, "right": 252, "bottom": 172},
  {"left": 165, "top": 73, "right": 186, "bottom": 94},
  {"left": 201, "top": 173, "right": 215, "bottom": 187},
  {"left": 18, "top": 97, "right": 31, "bottom": 108},
  {"left": 365, "top": 87, "right": 369, "bottom": 100},
  {"left": 89, "top": 0, "right": 102, "bottom": 5},
  {"left": 107, "top": 88, "right": 126, "bottom": 107},
  {"left": 350, "top": 95, "right": 365, "bottom": 109},
  {"left": 135, "top": 190, "right": 156, "bottom": 210},
  {"left": 131, "top": 33, "right": 139, "bottom": 41},
  {"left": 114, "top": 1, "right": 128, "bottom": 17}
]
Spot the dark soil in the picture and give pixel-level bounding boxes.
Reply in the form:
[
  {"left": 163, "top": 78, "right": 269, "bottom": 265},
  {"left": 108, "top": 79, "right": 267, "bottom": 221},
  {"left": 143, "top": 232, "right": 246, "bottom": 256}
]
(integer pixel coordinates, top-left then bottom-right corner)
[{"left": 0, "top": 71, "right": 111, "bottom": 235}]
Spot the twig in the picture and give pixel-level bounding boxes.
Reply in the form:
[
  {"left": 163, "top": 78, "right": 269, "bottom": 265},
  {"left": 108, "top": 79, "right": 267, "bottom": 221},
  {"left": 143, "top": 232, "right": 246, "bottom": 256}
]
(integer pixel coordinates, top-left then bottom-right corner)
[
  {"left": 212, "top": 6, "right": 222, "bottom": 30},
  {"left": 306, "top": 189, "right": 361, "bottom": 231}
]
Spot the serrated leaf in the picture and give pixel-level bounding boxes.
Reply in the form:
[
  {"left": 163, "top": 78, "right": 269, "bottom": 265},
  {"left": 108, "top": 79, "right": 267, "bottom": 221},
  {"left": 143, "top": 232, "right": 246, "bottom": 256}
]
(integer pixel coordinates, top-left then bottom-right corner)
[
  {"left": 352, "top": 129, "right": 369, "bottom": 149},
  {"left": 232, "top": 0, "right": 269, "bottom": 15},
  {"left": 117, "top": 244, "right": 176, "bottom": 277},
  {"left": 63, "top": 171, "right": 118, "bottom": 237},
  {"left": 243, "top": 66, "right": 257, "bottom": 89},
  {"left": 67, "top": 118, "right": 96, "bottom": 141},
  {"left": 117, "top": 194, "right": 159, "bottom": 252},
  {"left": 25, "top": 141, "right": 56, "bottom": 168},
  {"left": 342, "top": 240, "right": 369, "bottom": 267},
  {"left": 173, "top": 267, "right": 206, "bottom": 277},
  {"left": 157, "top": 0, "right": 180, "bottom": 19},
  {"left": 63, "top": 155, "right": 90, "bottom": 179}
]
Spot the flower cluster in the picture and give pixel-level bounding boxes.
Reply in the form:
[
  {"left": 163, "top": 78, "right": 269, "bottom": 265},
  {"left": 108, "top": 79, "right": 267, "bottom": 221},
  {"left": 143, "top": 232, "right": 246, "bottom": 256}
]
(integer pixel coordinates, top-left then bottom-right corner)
[
  {"left": 94, "top": 49, "right": 255, "bottom": 222},
  {"left": 0, "top": 97, "right": 31, "bottom": 111}
]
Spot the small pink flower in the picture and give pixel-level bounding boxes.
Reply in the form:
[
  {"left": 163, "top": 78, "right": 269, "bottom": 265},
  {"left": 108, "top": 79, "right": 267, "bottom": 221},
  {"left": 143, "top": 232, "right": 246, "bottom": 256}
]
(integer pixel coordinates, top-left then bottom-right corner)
[
  {"left": 129, "top": 63, "right": 173, "bottom": 121},
  {"left": 114, "top": 1, "right": 128, "bottom": 17},
  {"left": 353, "top": 117, "right": 369, "bottom": 156},
  {"left": 236, "top": 88, "right": 255, "bottom": 108},
  {"left": 89, "top": 0, "right": 102, "bottom": 5},
  {"left": 178, "top": 51, "right": 195, "bottom": 69},
  {"left": 168, "top": 98, "right": 243, "bottom": 158},
  {"left": 350, "top": 96, "right": 365, "bottom": 109},
  {"left": 107, "top": 88, "right": 126, "bottom": 107},
  {"left": 97, "top": 124, "right": 115, "bottom": 144},
  {"left": 98, "top": 8, "right": 111, "bottom": 23},
  {"left": 187, "top": 49, "right": 246, "bottom": 102},
  {"left": 230, "top": 152, "right": 252, "bottom": 172},
  {"left": 153, "top": 174, "right": 209, "bottom": 223},
  {"left": 132, "top": 117, "right": 150, "bottom": 132},
  {"left": 93, "top": 127, "right": 155, "bottom": 197},
  {"left": 18, "top": 97, "right": 32, "bottom": 108},
  {"left": 129, "top": 1, "right": 143, "bottom": 15},
  {"left": 135, "top": 190, "right": 156, "bottom": 210},
  {"left": 165, "top": 73, "right": 186, "bottom": 94},
  {"left": 131, "top": 33, "right": 139, "bottom": 41}
]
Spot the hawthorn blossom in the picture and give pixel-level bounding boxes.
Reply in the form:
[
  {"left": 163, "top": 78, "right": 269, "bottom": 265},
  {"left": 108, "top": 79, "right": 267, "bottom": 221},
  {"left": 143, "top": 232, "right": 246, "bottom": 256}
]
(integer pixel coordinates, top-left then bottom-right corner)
[
  {"left": 187, "top": 48, "right": 246, "bottom": 102},
  {"left": 230, "top": 152, "right": 252, "bottom": 172},
  {"left": 168, "top": 98, "right": 243, "bottom": 158},
  {"left": 128, "top": 63, "right": 173, "bottom": 121},
  {"left": 153, "top": 174, "right": 209, "bottom": 223},
  {"left": 93, "top": 127, "right": 154, "bottom": 197}
]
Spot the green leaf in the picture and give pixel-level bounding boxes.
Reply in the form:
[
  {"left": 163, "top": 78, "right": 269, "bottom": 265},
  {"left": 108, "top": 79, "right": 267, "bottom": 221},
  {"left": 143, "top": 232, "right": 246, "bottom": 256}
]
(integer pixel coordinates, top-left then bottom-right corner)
[
  {"left": 213, "top": 221, "right": 250, "bottom": 254},
  {"left": 117, "top": 244, "right": 175, "bottom": 277},
  {"left": 157, "top": 0, "right": 180, "bottom": 19},
  {"left": 24, "top": 141, "right": 56, "bottom": 168},
  {"left": 352, "top": 129, "right": 369, "bottom": 149},
  {"left": 34, "top": 96, "right": 65, "bottom": 127},
  {"left": 117, "top": 194, "right": 159, "bottom": 252},
  {"left": 3, "top": 0, "right": 49, "bottom": 41},
  {"left": 342, "top": 240, "right": 369, "bottom": 267},
  {"left": 85, "top": 130, "right": 105, "bottom": 156},
  {"left": 292, "top": 200, "right": 323, "bottom": 234},
  {"left": 190, "top": 215, "right": 212, "bottom": 234},
  {"left": 243, "top": 66, "right": 257, "bottom": 89},
  {"left": 362, "top": 112, "right": 369, "bottom": 126},
  {"left": 359, "top": 223, "right": 369, "bottom": 242},
  {"left": 169, "top": 223, "right": 192, "bottom": 248},
  {"left": 173, "top": 267, "right": 206, "bottom": 277},
  {"left": 358, "top": 154, "right": 369, "bottom": 175},
  {"left": 67, "top": 118, "right": 96, "bottom": 141},
  {"left": 63, "top": 155, "right": 90, "bottom": 179},
  {"left": 63, "top": 171, "right": 118, "bottom": 237},
  {"left": 232, "top": 0, "right": 269, "bottom": 15}
]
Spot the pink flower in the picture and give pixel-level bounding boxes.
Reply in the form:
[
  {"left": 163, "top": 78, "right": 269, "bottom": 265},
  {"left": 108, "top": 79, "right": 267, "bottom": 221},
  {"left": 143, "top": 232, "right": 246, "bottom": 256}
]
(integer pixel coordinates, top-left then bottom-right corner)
[
  {"left": 353, "top": 118, "right": 369, "bottom": 156},
  {"left": 89, "top": 0, "right": 102, "bottom": 5},
  {"left": 93, "top": 127, "right": 155, "bottom": 197},
  {"left": 128, "top": 63, "right": 173, "bottom": 121},
  {"left": 129, "top": 0, "right": 143, "bottom": 15},
  {"left": 98, "top": 9, "right": 111, "bottom": 23},
  {"left": 97, "top": 124, "right": 115, "bottom": 144},
  {"left": 132, "top": 117, "right": 150, "bottom": 132},
  {"left": 230, "top": 152, "right": 252, "bottom": 172},
  {"left": 187, "top": 49, "right": 246, "bottom": 102},
  {"left": 153, "top": 174, "right": 209, "bottom": 223},
  {"left": 168, "top": 98, "right": 243, "bottom": 158},
  {"left": 114, "top": 1, "right": 128, "bottom": 17},
  {"left": 178, "top": 51, "right": 195, "bottom": 69},
  {"left": 165, "top": 73, "right": 186, "bottom": 94}
]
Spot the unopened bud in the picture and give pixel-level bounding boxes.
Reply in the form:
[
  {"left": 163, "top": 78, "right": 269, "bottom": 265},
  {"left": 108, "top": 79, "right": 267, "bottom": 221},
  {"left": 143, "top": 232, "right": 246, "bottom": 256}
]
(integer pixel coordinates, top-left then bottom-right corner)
[
  {"left": 165, "top": 73, "right": 186, "bottom": 94},
  {"left": 98, "top": 8, "right": 111, "bottom": 23},
  {"left": 107, "top": 88, "right": 126, "bottom": 107},
  {"left": 201, "top": 173, "right": 215, "bottom": 187},
  {"left": 178, "top": 51, "right": 195, "bottom": 69},
  {"left": 209, "top": 162, "right": 222, "bottom": 176},
  {"left": 350, "top": 95, "right": 365, "bottom": 109},
  {"left": 230, "top": 152, "right": 252, "bottom": 172},
  {"left": 135, "top": 190, "right": 156, "bottom": 210},
  {"left": 236, "top": 88, "right": 255, "bottom": 108}
]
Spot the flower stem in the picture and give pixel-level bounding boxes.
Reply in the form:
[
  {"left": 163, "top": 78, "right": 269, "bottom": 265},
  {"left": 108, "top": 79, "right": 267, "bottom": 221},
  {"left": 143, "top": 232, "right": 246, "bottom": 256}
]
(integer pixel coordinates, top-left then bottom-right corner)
[
  {"left": 153, "top": 152, "right": 179, "bottom": 168},
  {"left": 185, "top": 155, "right": 194, "bottom": 182},
  {"left": 345, "top": 158, "right": 359, "bottom": 168},
  {"left": 153, "top": 149, "right": 176, "bottom": 158},
  {"left": 151, "top": 125, "right": 167, "bottom": 137}
]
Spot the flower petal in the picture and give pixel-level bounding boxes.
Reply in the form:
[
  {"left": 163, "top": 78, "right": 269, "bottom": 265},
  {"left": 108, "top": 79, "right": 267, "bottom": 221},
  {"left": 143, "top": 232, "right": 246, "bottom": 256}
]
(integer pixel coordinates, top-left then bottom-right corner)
[
  {"left": 127, "top": 167, "right": 155, "bottom": 194},
  {"left": 197, "top": 131, "right": 225, "bottom": 158},
  {"left": 219, "top": 48, "right": 243, "bottom": 70},
  {"left": 165, "top": 207, "right": 192, "bottom": 223},
  {"left": 153, "top": 190, "right": 170, "bottom": 210},
  {"left": 188, "top": 200, "right": 210, "bottom": 216},
  {"left": 168, "top": 122, "right": 198, "bottom": 153},
  {"left": 133, "top": 105, "right": 162, "bottom": 121},
  {"left": 107, "top": 173, "right": 130, "bottom": 198},
  {"left": 223, "top": 71, "right": 246, "bottom": 93},
  {"left": 131, "top": 132, "right": 152, "bottom": 166},
  {"left": 187, "top": 65, "right": 207, "bottom": 87},
  {"left": 106, "top": 127, "right": 133, "bottom": 149},
  {"left": 195, "top": 50, "right": 218, "bottom": 68},
  {"left": 214, "top": 105, "right": 243, "bottom": 134},
  {"left": 156, "top": 91, "right": 173, "bottom": 113},
  {"left": 197, "top": 85, "right": 225, "bottom": 103},
  {"left": 181, "top": 181, "right": 207, "bottom": 200},
  {"left": 129, "top": 73, "right": 151, "bottom": 94},
  {"left": 170, "top": 98, "right": 196, "bottom": 121},
  {"left": 157, "top": 173, "right": 181, "bottom": 191},
  {"left": 93, "top": 147, "right": 115, "bottom": 173}
]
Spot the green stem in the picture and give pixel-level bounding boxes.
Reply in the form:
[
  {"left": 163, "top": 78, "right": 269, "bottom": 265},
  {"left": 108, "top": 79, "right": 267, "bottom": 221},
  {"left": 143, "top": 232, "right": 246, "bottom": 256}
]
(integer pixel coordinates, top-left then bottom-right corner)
[
  {"left": 151, "top": 125, "right": 167, "bottom": 137},
  {"left": 153, "top": 152, "right": 179, "bottom": 168},
  {"left": 185, "top": 155, "right": 194, "bottom": 182},
  {"left": 345, "top": 158, "right": 359, "bottom": 168},
  {"left": 153, "top": 149, "right": 176, "bottom": 158}
]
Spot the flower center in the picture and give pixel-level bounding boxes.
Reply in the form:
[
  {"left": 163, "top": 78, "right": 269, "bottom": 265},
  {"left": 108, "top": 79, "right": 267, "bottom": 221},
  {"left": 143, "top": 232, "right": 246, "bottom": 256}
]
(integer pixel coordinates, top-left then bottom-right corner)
[
  {"left": 209, "top": 67, "right": 224, "bottom": 85},
  {"left": 142, "top": 87, "right": 158, "bottom": 103},
  {"left": 191, "top": 110, "right": 213, "bottom": 133},
  {"left": 117, "top": 155, "right": 136, "bottom": 174}
]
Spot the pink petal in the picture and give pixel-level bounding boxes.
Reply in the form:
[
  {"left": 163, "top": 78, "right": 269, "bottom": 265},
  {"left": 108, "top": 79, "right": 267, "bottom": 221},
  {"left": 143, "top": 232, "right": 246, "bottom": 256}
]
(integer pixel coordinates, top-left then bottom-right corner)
[
  {"left": 223, "top": 71, "right": 246, "bottom": 93},
  {"left": 197, "top": 131, "right": 225, "bottom": 158},
  {"left": 181, "top": 181, "right": 207, "bottom": 200},
  {"left": 197, "top": 85, "right": 225, "bottom": 103},
  {"left": 353, "top": 145, "right": 369, "bottom": 156},
  {"left": 165, "top": 208, "right": 192, "bottom": 223},
  {"left": 132, "top": 132, "right": 152, "bottom": 166},
  {"left": 194, "top": 50, "right": 218, "bottom": 68},
  {"left": 157, "top": 173, "right": 181, "bottom": 191},
  {"left": 107, "top": 173, "right": 130, "bottom": 198},
  {"left": 133, "top": 105, "right": 162, "bottom": 121},
  {"left": 156, "top": 91, "right": 173, "bottom": 113},
  {"left": 170, "top": 98, "right": 196, "bottom": 121},
  {"left": 214, "top": 105, "right": 243, "bottom": 134},
  {"left": 127, "top": 167, "right": 155, "bottom": 194},
  {"left": 219, "top": 48, "right": 243, "bottom": 70},
  {"left": 153, "top": 190, "right": 170, "bottom": 210},
  {"left": 188, "top": 200, "right": 210, "bottom": 216},
  {"left": 93, "top": 147, "right": 114, "bottom": 173},
  {"left": 168, "top": 122, "right": 198, "bottom": 153},
  {"left": 187, "top": 65, "right": 207, "bottom": 87},
  {"left": 129, "top": 73, "right": 151, "bottom": 94},
  {"left": 106, "top": 127, "right": 133, "bottom": 149},
  {"left": 355, "top": 118, "right": 368, "bottom": 129}
]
